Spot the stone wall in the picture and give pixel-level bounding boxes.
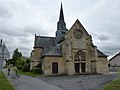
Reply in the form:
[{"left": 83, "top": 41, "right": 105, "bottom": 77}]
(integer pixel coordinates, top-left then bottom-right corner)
[
  {"left": 30, "top": 48, "right": 43, "bottom": 69},
  {"left": 33, "top": 48, "right": 43, "bottom": 60},
  {"left": 96, "top": 57, "right": 109, "bottom": 73},
  {"left": 61, "top": 20, "right": 94, "bottom": 75},
  {"left": 30, "top": 60, "right": 40, "bottom": 70},
  {"left": 42, "top": 56, "right": 65, "bottom": 75}
]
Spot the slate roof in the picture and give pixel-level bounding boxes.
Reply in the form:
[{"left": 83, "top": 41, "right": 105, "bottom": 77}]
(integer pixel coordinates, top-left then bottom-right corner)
[
  {"left": 34, "top": 36, "right": 55, "bottom": 55},
  {"left": 34, "top": 35, "right": 108, "bottom": 57},
  {"left": 43, "top": 43, "right": 63, "bottom": 56},
  {"left": 97, "top": 49, "right": 108, "bottom": 57},
  {"left": 109, "top": 52, "right": 120, "bottom": 61}
]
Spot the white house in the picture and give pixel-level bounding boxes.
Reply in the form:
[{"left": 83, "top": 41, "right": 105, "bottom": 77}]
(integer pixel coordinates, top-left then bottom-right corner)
[{"left": 0, "top": 39, "right": 10, "bottom": 68}]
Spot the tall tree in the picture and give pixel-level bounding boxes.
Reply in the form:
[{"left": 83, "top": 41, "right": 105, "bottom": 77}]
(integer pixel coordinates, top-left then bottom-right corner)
[{"left": 12, "top": 48, "right": 22, "bottom": 66}]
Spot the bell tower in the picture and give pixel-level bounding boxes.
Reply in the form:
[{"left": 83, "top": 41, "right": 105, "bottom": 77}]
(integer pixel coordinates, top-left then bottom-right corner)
[{"left": 55, "top": 3, "right": 68, "bottom": 44}]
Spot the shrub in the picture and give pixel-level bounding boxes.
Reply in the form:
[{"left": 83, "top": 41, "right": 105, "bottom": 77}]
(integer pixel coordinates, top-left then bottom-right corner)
[
  {"left": 35, "top": 63, "right": 41, "bottom": 68},
  {"left": 26, "top": 59, "right": 30, "bottom": 63},
  {"left": 22, "top": 63, "right": 30, "bottom": 72},
  {"left": 17, "top": 65, "right": 23, "bottom": 70},
  {"left": 15, "top": 57, "right": 25, "bottom": 66},
  {"left": 31, "top": 67, "right": 42, "bottom": 74}
]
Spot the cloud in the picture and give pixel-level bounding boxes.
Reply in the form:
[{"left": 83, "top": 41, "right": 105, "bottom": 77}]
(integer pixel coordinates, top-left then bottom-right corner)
[
  {"left": 0, "top": 25, "right": 29, "bottom": 37},
  {"left": 92, "top": 33, "right": 110, "bottom": 42},
  {"left": 23, "top": 26, "right": 48, "bottom": 36},
  {"left": 0, "top": 0, "right": 120, "bottom": 59},
  {"left": 0, "top": 6, "right": 12, "bottom": 19}
]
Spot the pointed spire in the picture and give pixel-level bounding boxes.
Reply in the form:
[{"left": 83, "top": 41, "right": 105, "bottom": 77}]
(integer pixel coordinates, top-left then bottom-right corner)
[
  {"left": 59, "top": 2, "right": 64, "bottom": 22},
  {"left": 55, "top": 2, "right": 68, "bottom": 44}
]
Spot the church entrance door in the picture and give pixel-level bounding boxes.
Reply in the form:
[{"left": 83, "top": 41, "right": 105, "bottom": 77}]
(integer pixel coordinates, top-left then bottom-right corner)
[
  {"left": 75, "top": 63, "right": 80, "bottom": 73},
  {"left": 52, "top": 62, "right": 58, "bottom": 74},
  {"left": 81, "top": 63, "right": 86, "bottom": 73}
]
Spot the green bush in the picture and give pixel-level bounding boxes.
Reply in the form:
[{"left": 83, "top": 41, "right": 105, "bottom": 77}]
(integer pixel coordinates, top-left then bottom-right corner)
[
  {"left": 26, "top": 59, "right": 30, "bottom": 63},
  {"left": 15, "top": 57, "right": 25, "bottom": 67},
  {"left": 22, "top": 63, "right": 30, "bottom": 72},
  {"left": 31, "top": 67, "right": 42, "bottom": 74},
  {"left": 17, "top": 65, "right": 23, "bottom": 70},
  {"left": 35, "top": 63, "right": 41, "bottom": 68}
]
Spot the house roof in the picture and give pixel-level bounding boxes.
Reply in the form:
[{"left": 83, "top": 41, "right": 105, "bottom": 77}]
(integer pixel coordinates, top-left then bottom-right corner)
[
  {"left": 43, "top": 43, "right": 63, "bottom": 57},
  {"left": 34, "top": 36, "right": 55, "bottom": 54},
  {"left": 97, "top": 49, "right": 108, "bottom": 57},
  {"left": 109, "top": 52, "right": 120, "bottom": 61},
  {"left": 0, "top": 43, "right": 10, "bottom": 59}
]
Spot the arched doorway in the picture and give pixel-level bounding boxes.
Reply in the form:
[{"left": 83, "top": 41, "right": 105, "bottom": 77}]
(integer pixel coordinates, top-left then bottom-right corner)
[{"left": 74, "top": 50, "right": 86, "bottom": 73}]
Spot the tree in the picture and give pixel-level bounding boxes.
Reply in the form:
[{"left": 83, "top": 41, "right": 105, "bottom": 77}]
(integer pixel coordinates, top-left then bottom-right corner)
[
  {"left": 12, "top": 48, "right": 22, "bottom": 66},
  {"left": 16, "top": 57, "right": 26, "bottom": 70},
  {"left": 16, "top": 57, "right": 25, "bottom": 66}
]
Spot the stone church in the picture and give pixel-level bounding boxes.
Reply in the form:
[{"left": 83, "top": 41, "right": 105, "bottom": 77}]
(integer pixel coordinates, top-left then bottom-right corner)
[{"left": 30, "top": 4, "right": 109, "bottom": 75}]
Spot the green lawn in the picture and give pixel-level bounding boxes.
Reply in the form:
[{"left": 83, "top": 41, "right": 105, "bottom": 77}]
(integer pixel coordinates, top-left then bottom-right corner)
[
  {"left": 0, "top": 71, "right": 14, "bottom": 90},
  {"left": 103, "top": 79, "right": 120, "bottom": 90},
  {"left": 17, "top": 70, "right": 42, "bottom": 77},
  {"left": 12, "top": 67, "right": 42, "bottom": 77}
]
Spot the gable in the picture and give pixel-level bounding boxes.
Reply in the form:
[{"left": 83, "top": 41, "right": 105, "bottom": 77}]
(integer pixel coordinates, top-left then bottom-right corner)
[
  {"left": 0, "top": 44, "right": 10, "bottom": 59},
  {"left": 65, "top": 19, "right": 90, "bottom": 39},
  {"left": 63, "top": 19, "right": 93, "bottom": 49}
]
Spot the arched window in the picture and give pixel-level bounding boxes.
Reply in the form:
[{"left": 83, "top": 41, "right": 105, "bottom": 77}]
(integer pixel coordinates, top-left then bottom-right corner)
[{"left": 74, "top": 50, "right": 86, "bottom": 61}]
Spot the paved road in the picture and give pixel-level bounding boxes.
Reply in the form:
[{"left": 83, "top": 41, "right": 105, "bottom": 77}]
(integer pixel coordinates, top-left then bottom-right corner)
[
  {"left": 2, "top": 69, "right": 64, "bottom": 90},
  {"left": 39, "top": 72, "right": 119, "bottom": 90},
  {"left": 2, "top": 68, "right": 119, "bottom": 90}
]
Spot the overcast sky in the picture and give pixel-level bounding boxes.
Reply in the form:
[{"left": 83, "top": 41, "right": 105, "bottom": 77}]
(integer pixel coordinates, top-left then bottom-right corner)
[{"left": 0, "top": 0, "right": 120, "bottom": 59}]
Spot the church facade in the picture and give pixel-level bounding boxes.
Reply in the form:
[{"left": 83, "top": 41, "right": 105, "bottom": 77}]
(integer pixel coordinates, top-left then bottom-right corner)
[{"left": 30, "top": 4, "right": 109, "bottom": 75}]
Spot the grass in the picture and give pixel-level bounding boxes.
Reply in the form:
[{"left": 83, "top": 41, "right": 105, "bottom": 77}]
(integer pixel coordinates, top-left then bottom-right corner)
[
  {"left": 0, "top": 71, "right": 14, "bottom": 90},
  {"left": 103, "top": 68, "right": 120, "bottom": 90},
  {"left": 103, "top": 79, "right": 120, "bottom": 90},
  {"left": 17, "top": 70, "right": 42, "bottom": 77},
  {"left": 12, "top": 67, "right": 42, "bottom": 77}
]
